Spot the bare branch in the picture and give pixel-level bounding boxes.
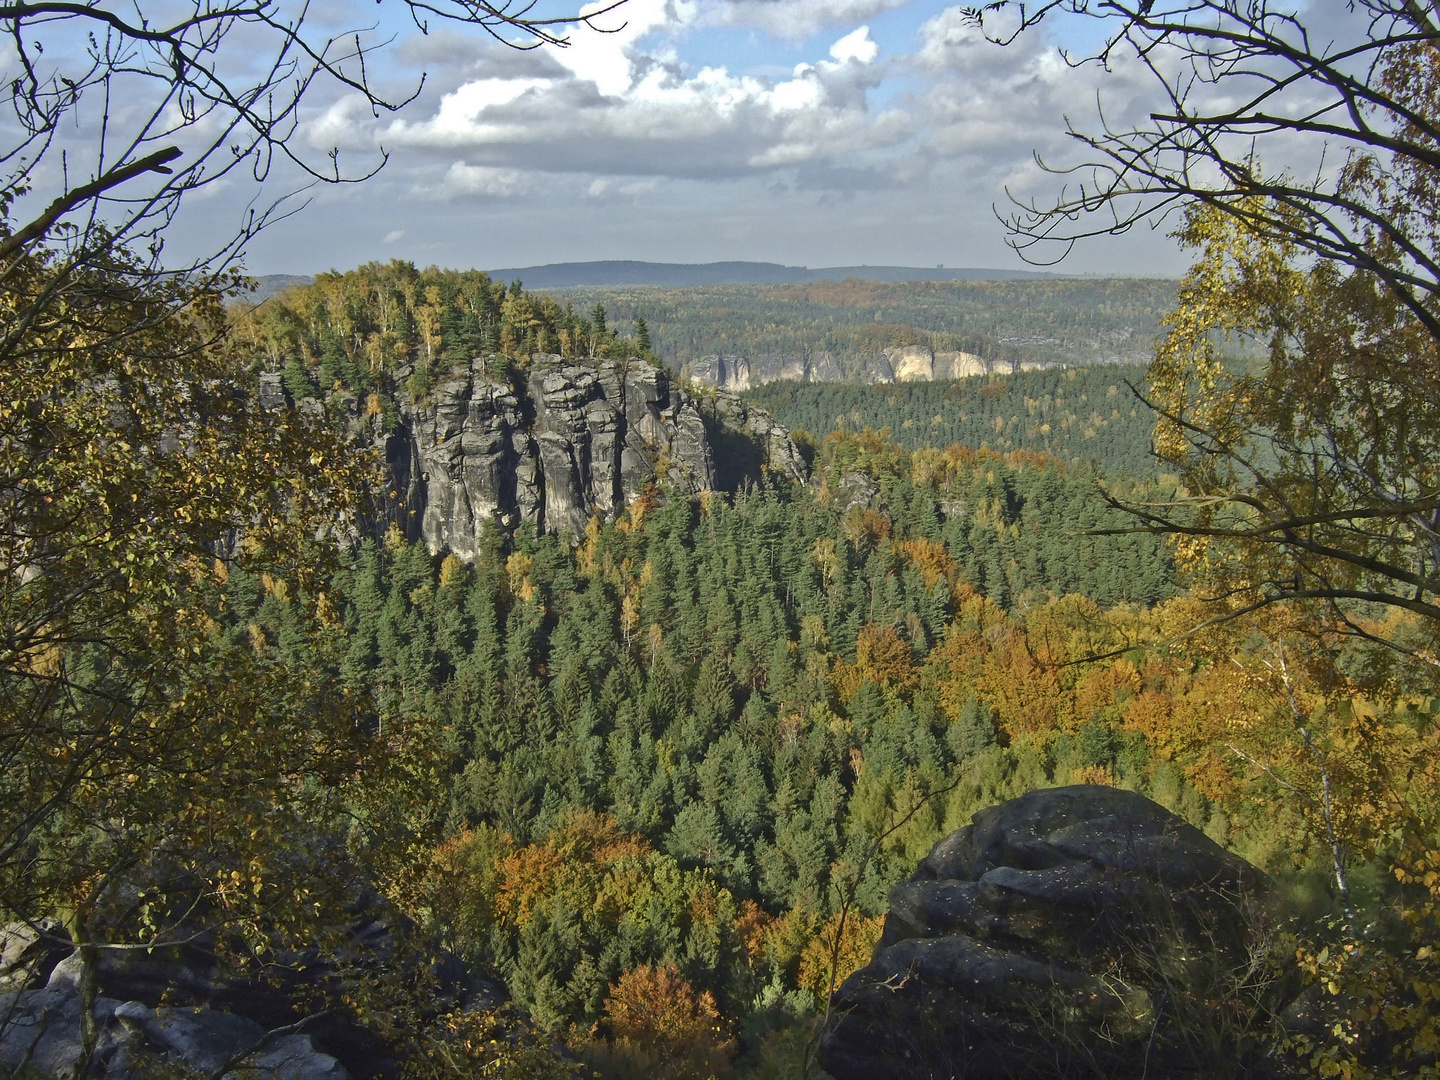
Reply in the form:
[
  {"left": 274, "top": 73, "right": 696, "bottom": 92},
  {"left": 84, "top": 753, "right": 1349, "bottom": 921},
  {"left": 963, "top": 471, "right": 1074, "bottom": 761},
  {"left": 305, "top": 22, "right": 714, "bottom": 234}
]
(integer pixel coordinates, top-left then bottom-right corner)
[{"left": 0, "top": 145, "right": 180, "bottom": 260}]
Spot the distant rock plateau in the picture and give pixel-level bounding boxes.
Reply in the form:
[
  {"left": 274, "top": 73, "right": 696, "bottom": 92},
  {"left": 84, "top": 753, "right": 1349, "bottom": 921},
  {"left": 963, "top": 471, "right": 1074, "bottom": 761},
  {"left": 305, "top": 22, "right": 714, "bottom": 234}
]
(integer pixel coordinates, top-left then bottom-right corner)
[{"left": 683, "top": 344, "right": 1053, "bottom": 391}]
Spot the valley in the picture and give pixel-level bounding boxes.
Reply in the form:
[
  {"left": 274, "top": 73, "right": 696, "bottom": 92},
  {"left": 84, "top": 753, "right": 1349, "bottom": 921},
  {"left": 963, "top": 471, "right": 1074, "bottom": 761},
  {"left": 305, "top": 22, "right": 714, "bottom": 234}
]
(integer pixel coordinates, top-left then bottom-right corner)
[
  {"left": 553, "top": 277, "right": 1177, "bottom": 384},
  {"left": 6, "top": 2, "right": 1440, "bottom": 1080},
  {"left": 4, "top": 258, "right": 1435, "bottom": 1080}
]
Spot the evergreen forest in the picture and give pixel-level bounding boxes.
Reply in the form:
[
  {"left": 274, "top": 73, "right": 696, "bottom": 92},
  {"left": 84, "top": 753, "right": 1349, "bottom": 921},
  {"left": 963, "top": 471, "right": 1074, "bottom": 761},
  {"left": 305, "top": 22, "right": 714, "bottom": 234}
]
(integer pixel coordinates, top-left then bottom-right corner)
[
  {"left": 743, "top": 365, "right": 1159, "bottom": 476},
  {"left": 550, "top": 278, "right": 1177, "bottom": 373},
  {"left": 8, "top": 1, "right": 1440, "bottom": 1070}
]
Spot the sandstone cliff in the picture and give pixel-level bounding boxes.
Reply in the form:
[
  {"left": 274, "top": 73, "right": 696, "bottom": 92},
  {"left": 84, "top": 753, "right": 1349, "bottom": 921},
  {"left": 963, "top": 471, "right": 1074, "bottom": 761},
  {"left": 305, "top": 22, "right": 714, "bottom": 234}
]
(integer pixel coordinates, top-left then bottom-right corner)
[
  {"left": 375, "top": 355, "right": 806, "bottom": 558},
  {"left": 684, "top": 344, "right": 1057, "bottom": 391}
]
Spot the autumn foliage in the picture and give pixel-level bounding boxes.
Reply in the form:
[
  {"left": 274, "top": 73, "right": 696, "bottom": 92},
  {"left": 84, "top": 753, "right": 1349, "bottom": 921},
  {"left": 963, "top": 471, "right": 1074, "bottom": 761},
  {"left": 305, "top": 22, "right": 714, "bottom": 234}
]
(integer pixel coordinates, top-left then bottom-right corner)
[{"left": 589, "top": 964, "right": 738, "bottom": 1080}]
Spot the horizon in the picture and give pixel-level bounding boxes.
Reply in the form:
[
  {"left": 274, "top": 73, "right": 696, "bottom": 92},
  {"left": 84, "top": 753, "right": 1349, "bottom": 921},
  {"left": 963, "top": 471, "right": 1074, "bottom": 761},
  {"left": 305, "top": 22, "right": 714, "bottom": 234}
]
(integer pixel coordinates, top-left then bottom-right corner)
[
  {"left": 247, "top": 258, "right": 1181, "bottom": 284},
  {"left": 156, "top": 0, "right": 1273, "bottom": 279}
]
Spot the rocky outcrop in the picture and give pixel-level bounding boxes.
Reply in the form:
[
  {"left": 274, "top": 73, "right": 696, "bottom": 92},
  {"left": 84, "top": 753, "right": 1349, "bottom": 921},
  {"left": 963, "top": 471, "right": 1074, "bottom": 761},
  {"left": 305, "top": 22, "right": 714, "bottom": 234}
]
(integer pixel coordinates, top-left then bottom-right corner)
[
  {"left": 887, "top": 345, "right": 998, "bottom": 381},
  {"left": 385, "top": 355, "right": 807, "bottom": 557},
  {"left": 685, "top": 350, "right": 847, "bottom": 388},
  {"left": 0, "top": 901, "right": 494, "bottom": 1080},
  {"left": 685, "top": 346, "right": 1054, "bottom": 389},
  {"left": 0, "top": 918, "right": 70, "bottom": 991},
  {"left": 701, "top": 391, "right": 811, "bottom": 491},
  {"left": 819, "top": 786, "right": 1294, "bottom": 1080},
  {"left": 689, "top": 355, "right": 752, "bottom": 392},
  {"left": 2, "top": 956, "right": 347, "bottom": 1080}
]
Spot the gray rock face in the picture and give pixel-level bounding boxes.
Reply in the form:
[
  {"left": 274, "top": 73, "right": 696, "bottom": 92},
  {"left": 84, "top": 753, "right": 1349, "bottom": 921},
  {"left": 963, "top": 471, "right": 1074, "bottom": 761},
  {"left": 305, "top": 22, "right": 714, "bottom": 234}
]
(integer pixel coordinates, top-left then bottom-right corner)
[
  {"left": 686, "top": 350, "right": 850, "bottom": 387},
  {"left": 703, "top": 391, "right": 809, "bottom": 489},
  {"left": 258, "top": 372, "right": 288, "bottom": 412},
  {"left": 0, "top": 919, "right": 70, "bottom": 991},
  {"left": 819, "top": 785, "right": 1293, "bottom": 1080},
  {"left": 0, "top": 980, "right": 348, "bottom": 1080},
  {"left": 689, "top": 355, "right": 752, "bottom": 391},
  {"left": 391, "top": 355, "right": 806, "bottom": 555},
  {"left": 829, "top": 471, "right": 880, "bottom": 514}
]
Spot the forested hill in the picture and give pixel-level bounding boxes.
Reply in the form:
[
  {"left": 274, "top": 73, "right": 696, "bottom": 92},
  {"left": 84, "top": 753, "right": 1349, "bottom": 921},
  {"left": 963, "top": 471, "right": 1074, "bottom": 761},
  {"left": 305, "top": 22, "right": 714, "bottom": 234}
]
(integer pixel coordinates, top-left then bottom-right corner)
[
  {"left": 745, "top": 365, "right": 1158, "bottom": 478},
  {"left": 553, "top": 278, "right": 1177, "bottom": 378},
  {"left": 481, "top": 261, "right": 1064, "bottom": 287},
  {"left": 229, "top": 261, "right": 807, "bottom": 548}
]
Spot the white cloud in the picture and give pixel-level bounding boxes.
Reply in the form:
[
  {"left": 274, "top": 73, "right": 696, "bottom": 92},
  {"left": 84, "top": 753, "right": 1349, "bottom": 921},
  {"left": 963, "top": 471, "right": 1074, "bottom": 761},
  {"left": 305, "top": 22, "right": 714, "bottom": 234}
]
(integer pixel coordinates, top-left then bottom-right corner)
[
  {"left": 586, "top": 177, "right": 661, "bottom": 198},
  {"left": 366, "top": 19, "right": 894, "bottom": 191},
  {"left": 308, "top": 93, "right": 383, "bottom": 152},
  {"left": 829, "top": 26, "right": 878, "bottom": 65},
  {"left": 383, "top": 229, "right": 406, "bottom": 243},
  {"left": 707, "top": 0, "right": 909, "bottom": 41},
  {"left": 560, "top": 0, "right": 684, "bottom": 96},
  {"left": 299, "top": 3, "right": 1142, "bottom": 208},
  {"left": 433, "top": 162, "right": 527, "bottom": 198}
]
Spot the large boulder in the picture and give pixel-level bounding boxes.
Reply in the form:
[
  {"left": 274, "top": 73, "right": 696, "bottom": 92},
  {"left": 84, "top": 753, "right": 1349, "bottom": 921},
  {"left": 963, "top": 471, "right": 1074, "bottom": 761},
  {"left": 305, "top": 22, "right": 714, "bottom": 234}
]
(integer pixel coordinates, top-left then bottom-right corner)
[
  {"left": 0, "top": 919, "right": 70, "bottom": 991},
  {"left": 819, "top": 785, "right": 1295, "bottom": 1080}
]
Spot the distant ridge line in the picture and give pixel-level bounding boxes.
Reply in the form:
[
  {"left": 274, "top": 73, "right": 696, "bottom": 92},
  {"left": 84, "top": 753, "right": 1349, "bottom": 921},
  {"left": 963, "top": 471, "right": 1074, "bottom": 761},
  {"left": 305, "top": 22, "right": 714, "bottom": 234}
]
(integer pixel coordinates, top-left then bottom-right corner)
[
  {"left": 482, "top": 261, "right": 1066, "bottom": 288},
  {"left": 240, "top": 261, "right": 1070, "bottom": 302}
]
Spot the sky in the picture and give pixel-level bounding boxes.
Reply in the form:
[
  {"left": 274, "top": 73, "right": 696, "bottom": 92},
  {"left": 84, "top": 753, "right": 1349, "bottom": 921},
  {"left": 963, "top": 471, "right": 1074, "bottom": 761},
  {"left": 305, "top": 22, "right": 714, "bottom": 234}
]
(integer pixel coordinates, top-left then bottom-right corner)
[{"left": 148, "top": 0, "right": 1264, "bottom": 278}]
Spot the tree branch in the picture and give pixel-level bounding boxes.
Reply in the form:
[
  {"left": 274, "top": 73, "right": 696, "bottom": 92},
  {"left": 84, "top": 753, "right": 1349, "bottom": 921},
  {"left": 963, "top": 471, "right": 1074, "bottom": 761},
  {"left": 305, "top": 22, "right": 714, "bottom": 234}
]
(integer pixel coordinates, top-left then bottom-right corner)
[{"left": 0, "top": 146, "right": 181, "bottom": 261}]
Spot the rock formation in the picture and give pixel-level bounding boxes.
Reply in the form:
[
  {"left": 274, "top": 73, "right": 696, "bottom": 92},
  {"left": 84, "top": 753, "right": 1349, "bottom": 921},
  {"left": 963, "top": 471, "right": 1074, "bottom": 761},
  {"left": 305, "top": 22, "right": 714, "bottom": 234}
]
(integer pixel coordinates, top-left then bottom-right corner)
[
  {"left": 0, "top": 905, "right": 487, "bottom": 1080},
  {"left": 685, "top": 345, "right": 1054, "bottom": 390},
  {"left": 819, "top": 786, "right": 1294, "bottom": 1080},
  {"left": 0, "top": 918, "right": 70, "bottom": 992},
  {"left": 684, "top": 350, "right": 849, "bottom": 389},
  {"left": 702, "top": 391, "right": 812, "bottom": 492},
  {"left": 1, "top": 940, "right": 349, "bottom": 1080},
  {"left": 886, "top": 345, "right": 999, "bottom": 381},
  {"left": 377, "top": 354, "right": 806, "bottom": 558},
  {"left": 688, "top": 355, "right": 753, "bottom": 392}
]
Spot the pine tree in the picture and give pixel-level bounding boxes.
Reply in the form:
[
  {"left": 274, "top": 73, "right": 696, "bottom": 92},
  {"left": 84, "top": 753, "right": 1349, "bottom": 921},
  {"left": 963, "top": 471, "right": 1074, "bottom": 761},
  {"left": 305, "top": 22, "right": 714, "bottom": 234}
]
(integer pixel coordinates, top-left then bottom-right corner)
[{"left": 949, "top": 695, "right": 998, "bottom": 760}]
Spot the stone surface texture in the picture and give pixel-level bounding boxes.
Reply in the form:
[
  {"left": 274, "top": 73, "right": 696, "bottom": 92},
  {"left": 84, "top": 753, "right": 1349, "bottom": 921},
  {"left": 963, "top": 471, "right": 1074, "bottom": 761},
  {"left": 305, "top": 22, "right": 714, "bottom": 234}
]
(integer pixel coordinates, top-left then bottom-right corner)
[
  {"left": 0, "top": 974, "right": 348, "bottom": 1080},
  {"left": 388, "top": 355, "right": 806, "bottom": 556},
  {"left": 0, "top": 919, "right": 70, "bottom": 991},
  {"left": 688, "top": 355, "right": 753, "bottom": 391},
  {"left": 0, "top": 905, "right": 483, "bottom": 1080},
  {"left": 818, "top": 785, "right": 1292, "bottom": 1080}
]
